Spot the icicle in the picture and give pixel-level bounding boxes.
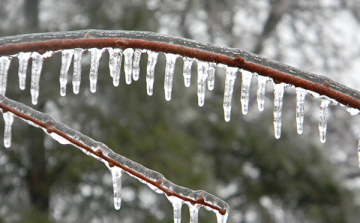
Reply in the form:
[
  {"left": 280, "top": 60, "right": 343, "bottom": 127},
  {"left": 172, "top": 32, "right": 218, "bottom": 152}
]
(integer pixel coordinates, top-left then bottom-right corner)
[
  {"left": 166, "top": 195, "right": 184, "bottom": 223},
  {"left": 207, "top": 63, "right": 216, "bottom": 91},
  {"left": 197, "top": 61, "right": 210, "bottom": 106},
  {"left": 88, "top": 48, "right": 104, "bottom": 93},
  {"left": 273, "top": 83, "right": 285, "bottom": 139},
  {"left": 110, "top": 166, "right": 123, "bottom": 210},
  {"left": 215, "top": 211, "right": 229, "bottom": 223},
  {"left": 188, "top": 204, "right": 200, "bottom": 223},
  {"left": 72, "top": 48, "right": 84, "bottom": 94},
  {"left": 59, "top": 49, "right": 74, "bottom": 96},
  {"left": 18, "top": 52, "right": 31, "bottom": 90},
  {"left": 164, "top": 53, "right": 179, "bottom": 101},
  {"left": 295, "top": 88, "right": 307, "bottom": 134},
  {"left": 132, "top": 49, "right": 141, "bottom": 81},
  {"left": 108, "top": 48, "right": 123, "bottom": 87},
  {"left": 240, "top": 70, "right": 253, "bottom": 115},
  {"left": 318, "top": 99, "right": 330, "bottom": 143},
  {"left": 223, "top": 67, "right": 238, "bottom": 122},
  {"left": 257, "top": 75, "right": 269, "bottom": 111},
  {"left": 146, "top": 51, "right": 159, "bottom": 96},
  {"left": 31, "top": 51, "right": 53, "bottom": 105},
  {"left": 124, "top": 48, "right": 134, "bottom": 85},
  {"left": 183, "top": 57, "right": 194, "bottom": 87},
  {"left": 2, "top": 112, "right": 14, "bottom": 148},
  {"left": 0, "top": 56, "right": 11, "bottom": 96}
]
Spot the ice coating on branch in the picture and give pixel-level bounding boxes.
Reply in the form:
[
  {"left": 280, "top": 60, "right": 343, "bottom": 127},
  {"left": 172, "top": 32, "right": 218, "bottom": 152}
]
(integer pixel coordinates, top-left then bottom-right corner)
[
  {"left": 166, "top": 195, "right": 184, "bottom": 223},
  {"left": 319, "top": 98, "right": 330, "bottom": 143},
  {"left": 59, "top": 49, "right": 74, "bottom": 96},
  {"left": 207, "top": 63, "right": 216, "bottom": 91},
  {"left": 273, "top": 83, "right": 285, "bottom": 139},
  {"left": 89, "top": 48, "right": 104, "bottom": 93},
  {"left": 146, "top": 51, "right": 158, "bottom": 96},
  {"left": 132, "top": 49, "right": 142, "bottom": 81},
  {"left": 17, "top": 52, "right": 31, "bottom": 90},
  {"left": 108, "top": 48, "right": 123, "bottom": 87},
  {"left": 197, "top": 61, "right": 209, "bottom": 107},
  {"left": 110, "top": 166, "right": 123, "bottom": 210},
  {"left": 223, "top": 67, "right": 238, "bottom": 122},
  {"left": 2, "top": 112, "right": 14, "bottom": 148},
  {"left": 296, "top": 88, "right": 307, "bottom": 134},
  {"left": 72, "top": 48, "right": 84, "bottom": 94},
  {"left": 257, "top": 75, "right": 269, "bottom": 111},
  {"left": 164, "top": 53, "right": 178, "bottom": 101},
  {"left": 31, "top": 51, "right": 53, "bottom": 105},
  {"left": 124, "top": 48, "right": 134, "bottom": 85},
  {"left": 187, "top": 204, "right": 200, "bottom": 223},
  {"left": 240, "top": 70, "right": 253, "bottom": 115},
  {"left": 0, "top": 56, "right": 11, "bottom": 96},
  {"left": 182, "top": 57, "right": 194, "bottom": 87}
]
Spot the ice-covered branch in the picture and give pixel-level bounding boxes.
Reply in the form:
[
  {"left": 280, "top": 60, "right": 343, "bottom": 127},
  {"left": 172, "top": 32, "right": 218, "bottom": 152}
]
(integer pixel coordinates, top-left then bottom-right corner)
[
  {"left": 0, "top": 94, "right": 228, "bottom": 223},
  {"left": 0, "top": 30, "right": 359, "bottom": 110}
]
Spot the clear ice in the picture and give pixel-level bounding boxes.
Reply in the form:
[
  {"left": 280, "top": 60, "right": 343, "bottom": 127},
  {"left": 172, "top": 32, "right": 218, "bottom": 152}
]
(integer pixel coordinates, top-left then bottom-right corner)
[
  {"left": 18, "top": 52, "right": 31, "bottom": 90},
  {"left": 273, "top": 83, "right": 285, "bottom": 139},
  {"left": 72, "top": 48, "right": 84, "bottom": 94},
  {"left": 164, "top": 53, "right": 179, "bottom": 101},
  {"left": 216, "top": 211, "right": 229, "bottom": 223},
  {"left": 0, "top": 56, "right": 11, "bottom": 96},
  {"left": 240, "top": 70, "right": 253, "bottom": 115},
  {"left": 319, "top": 99, "right": 330, "bottom": 143},
  {"left": 108, "top": 48, "right": 123, "bottom": 87},
  {"left": 89, "top": 48, "right": 104, "bottom": 93},
  {"left": 59, "top": 49, "right": 74, "bottom": 96},
  {"left": 188, "top": 204, "right": 200, "bottom": 223},
  {"left": 182, "top": 57, "right": 194, "bottom": 87},
  {"left": 146, "top": 51, "right": 159, "bottom": 96},
  {"left": 223, "top": 67, "right": 238, "bottom": 122},
  {"left": 295, "top": 88, "right": 307, "bottom": 134},
  {"left": 132, "top": 49, "right": 142, "bottom": 81},
  {"left": 207, "top": 63, "right": 216, "bottom": 91},
  {"left": 257, "top": 75, "right": 269, "bottom": 112},
  {"left": 197, "top": 61, "right": 209, "bottom": 106},
  {"left": 31, "top": 51, "right": 53, "bottom": 105},
  {"left": 110, "top": 166, "right": 123, "bottom": 210},
  {"left": 124, "top": 48, "right": 134, "bottom": 85},
  {"left": 358, "top": 137, "right": 360, "bottom": 168},
  {"left": 2, "top": 112, "right": 14, "bottom": 148},
  {"left": 166, "top": 195, "right": 184, "bottom": 223}
]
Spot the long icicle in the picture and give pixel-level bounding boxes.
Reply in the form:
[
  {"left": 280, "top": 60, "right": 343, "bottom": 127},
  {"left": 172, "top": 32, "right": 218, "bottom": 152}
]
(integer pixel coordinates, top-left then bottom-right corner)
[
  {"left": 0, "top": 56, "right": 11, "bottom": 96},
  {"left": 240, "top": 70, "right": 253, "bottom": 115},
  {"left": 166, "top": 195, "right": 184, "bottom": 223},
  {"left": 124, "top": 48, "right": 134, "bottom": 85},
  {"left": 18, "top": 52, "right": 31, "bottom": 90},
  {"left": 188, "top": 204, "right": 200, "bottom": 223},
  {"left": 108, "top": 48, "right": 123, "bottom": 87},
  {"left": 207, "top": 63, "right": 216, "bottom": 91},
  {"left": 197, "top": 61, "right": 209, "bottom": 107},
  {"left": 2, "top": 111, "right": 14, "bottom": 148},
  {"left": 72, "top": 48, "right": 84, "bottom": 94},
  {"left": 132, "top": 49, "right": 142, "bottom": 81},
  {"left": 257, "top": 75, "right": 269, "bottom": 112},
  {"left": 110, "top": 166, "right": 123, "bottom": 210},
  {"left": 59, "top": 49, "right": 74, "bottom": 96},
  {"left": 146, "top": 51, "right": 159, "bottom": 96},
  {"left": 319, "top": 98, "right": 330, "bottom": 143},
  {"left": 31, "top": 51, "right": 53, "bottom": 105},
  {"left": 183, "top": 57, "right": 194, "bottom": 87},
  {"left": 164, "top": 53, "right": 178, "bottom": 101},
  {"left": 273, "top": 83, "right": 285, "bottom": 139},
  {"left": 295, "top": 88, "right": 307, "bottom": 134},
  {"left": 89, "top": 48, "right": 104, "bottom": 93},
  {"left": 223, "top": 67, "right": 238, "bottom": 122}
]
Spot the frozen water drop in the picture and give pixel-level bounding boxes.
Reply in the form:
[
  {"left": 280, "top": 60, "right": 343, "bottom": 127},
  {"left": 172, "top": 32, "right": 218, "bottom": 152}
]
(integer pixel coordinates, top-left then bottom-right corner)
[
  {"left": 215, "top": 211, "right": 229, "bottom": 223},
  {"left": 257, "top": 75, "right": 269, "bottom": 111},
  {"left": 164, "top": 53, "right": 178, "bottom": 101},
  {"left": 2, "top": 112, "right": 14, "bottom": 148},
  {"left": 89, "top": 48, "right": 104, "bottom": 93},
  {"left": 59, "top": 49, "right": 74, "bottom": 96},
  {"left": 197, "top": 61, "right": 210, "bottom": 106},
  {"left": 295, "top": 88, "right": 307, "bottom": 134},
  {"left": 183, "top": 57, "right": 194, "bottom": 87},
  {"left": 72, "top": 48, "right": 84, "bottom": 94},
  {"left": 31, "top": 51, "right": 53, "bottom": 105},
  {"left": 240, "top": 70, "right": 253, "bottom": 115},
  {"left": 207, "top": 63, "right": 216, "bottom": 91},
  {"left": 0, "top": 56, "right": 11, "bottom": 96},
  {"left": 188, "top": 204, "right": 200, "bottom": 223},
  {"left": 124, "top": 48, "right": 134, "bottom": 85},
  {"left": 223, "top": 67, "right": 238, "bottom": 122},
  {"left": 146, "top": 51, "right": 159, "bottom": 96},
  {"left": 273, "top": 83, "right": 285, "bottom": 139},
  {"left": 319, "top": 99, "right": 330, "bottom": 143},
  {"left": 132, "top": 49, "right": 141, "bottom": 81},
  {"left": 166, "top": 195, "right": 183, "bottom": 223},
  {"left": 18, "top": 52, "right": 31, "bottom": 90},
  {"left": 110, "top": 166, "right": 123, "bottom": 210},
  {"left": 108, "top": 48, "right": 123, "bottom": 87}
]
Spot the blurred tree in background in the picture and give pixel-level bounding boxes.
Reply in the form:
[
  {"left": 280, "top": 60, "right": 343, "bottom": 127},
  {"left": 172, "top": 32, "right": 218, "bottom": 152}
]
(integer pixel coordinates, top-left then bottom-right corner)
[{"left": 1, "top": 0, "right": 360, "bottom": 222}]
